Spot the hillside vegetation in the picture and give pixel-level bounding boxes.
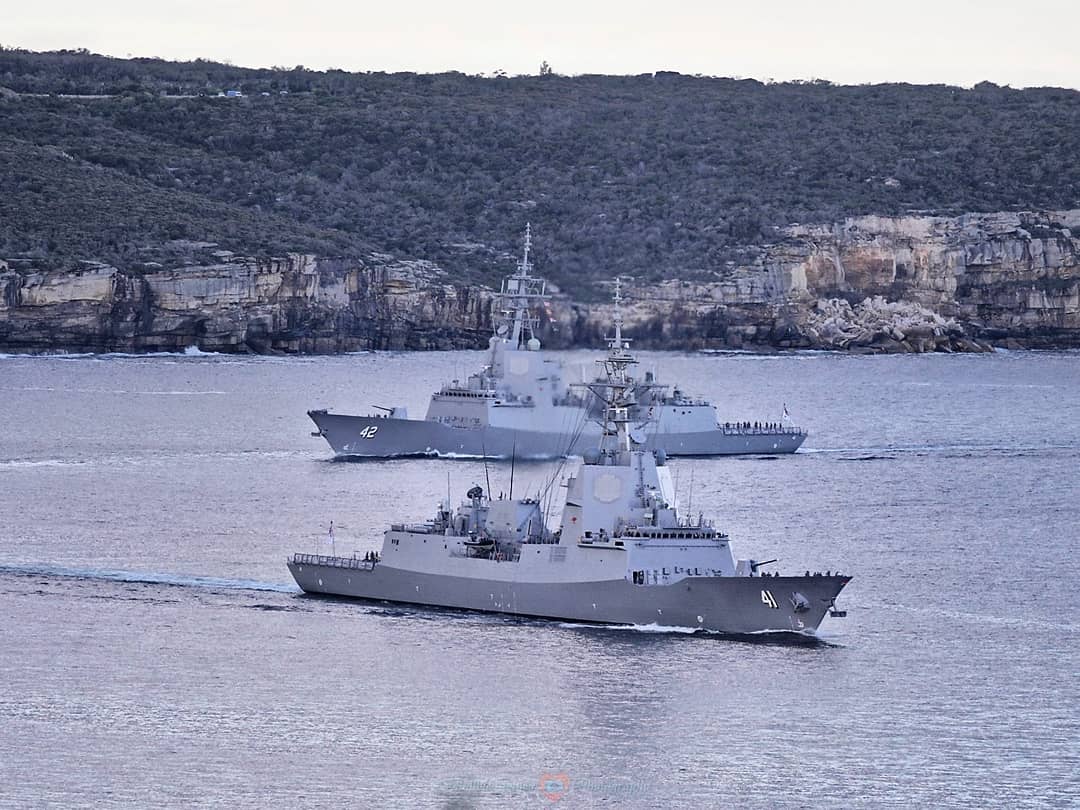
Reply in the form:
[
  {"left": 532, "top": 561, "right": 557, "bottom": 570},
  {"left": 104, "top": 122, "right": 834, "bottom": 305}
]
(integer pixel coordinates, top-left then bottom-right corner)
[{"left": 3, "top": 48, "right": 1079, "bottom": 296}]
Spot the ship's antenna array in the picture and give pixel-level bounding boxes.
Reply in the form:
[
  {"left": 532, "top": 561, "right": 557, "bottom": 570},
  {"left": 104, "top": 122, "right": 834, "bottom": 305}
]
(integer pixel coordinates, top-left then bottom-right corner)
[
  {"left": 492, "top": 223, "right": 549, "bottom": 350},
  {"left": 563, "top": 276, "right": 645, "bottom": 459},
  {"left": 519, "top": 222, "right": 532, "bottom": 275},
  {"left": 612, "top": 275, "right": 623, "bottom": 348}
]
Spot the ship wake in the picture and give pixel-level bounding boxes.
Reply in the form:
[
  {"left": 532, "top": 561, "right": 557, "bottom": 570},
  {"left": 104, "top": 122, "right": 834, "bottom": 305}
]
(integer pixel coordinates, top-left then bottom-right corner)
[{"left": 0, "top": 562, "right": 299, "bottom": 594}]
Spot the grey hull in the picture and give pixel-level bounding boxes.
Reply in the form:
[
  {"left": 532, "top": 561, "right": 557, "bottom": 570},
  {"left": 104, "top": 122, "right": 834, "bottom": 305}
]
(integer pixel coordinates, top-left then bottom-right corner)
[
  {"left": 287, "top": 557, "right": 847, "bottom": 635},
  {"left": 309, "top": 410, "right": 806, "bottom": 459}
]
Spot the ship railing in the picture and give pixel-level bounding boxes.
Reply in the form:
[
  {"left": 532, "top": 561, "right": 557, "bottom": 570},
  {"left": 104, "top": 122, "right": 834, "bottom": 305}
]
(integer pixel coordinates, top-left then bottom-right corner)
[
  {"left": 618, "top": 527, "right": 727, "bottom": 541},
  {"left": 291, "top": 553, "right": 376, "bottom": 570},
  {"left": 448, "top": 548, "right": 523, "bottom": 563},
  {"left": 434, "top": 387, "right": 498, "bottom": 399},
  {"left": 718, "top": 424, "right": 806, "bottom": 436}
]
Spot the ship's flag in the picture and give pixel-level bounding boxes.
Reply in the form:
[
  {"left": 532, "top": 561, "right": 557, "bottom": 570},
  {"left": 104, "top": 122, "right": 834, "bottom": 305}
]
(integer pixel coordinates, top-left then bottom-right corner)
[{"left": 782, "top": 403, "right": 790, "bottom": 419}]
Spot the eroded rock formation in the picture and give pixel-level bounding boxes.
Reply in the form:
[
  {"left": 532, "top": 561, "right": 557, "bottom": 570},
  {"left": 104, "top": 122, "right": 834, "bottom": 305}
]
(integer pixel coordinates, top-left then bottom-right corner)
[
  {"left": 575, "top": 210, "right": 1080, "bottom": 352},
  {"left": 0, "top": 250, "right": 491, "bottom": 353},
  {"left": 1, "top": 210, "right": 1078, "bottom": 353}
]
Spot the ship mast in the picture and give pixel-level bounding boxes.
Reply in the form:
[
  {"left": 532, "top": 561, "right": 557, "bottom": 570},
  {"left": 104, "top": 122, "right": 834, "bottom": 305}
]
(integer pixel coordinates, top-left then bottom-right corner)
[
  {"left": 587, "top": 277, "right": 638, "bottom": 459},
  {"left": 492, "top": 223, "right": 548, "bottom": 350},
  {"left": 510, "top": 224, "right": 532, "bottom": 347}
]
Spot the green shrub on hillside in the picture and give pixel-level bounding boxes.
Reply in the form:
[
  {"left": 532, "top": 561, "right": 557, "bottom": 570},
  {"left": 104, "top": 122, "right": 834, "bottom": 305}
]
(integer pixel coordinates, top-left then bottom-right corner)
[{"left": 2, "top": 49, "right": 1078, "bottom": 295}]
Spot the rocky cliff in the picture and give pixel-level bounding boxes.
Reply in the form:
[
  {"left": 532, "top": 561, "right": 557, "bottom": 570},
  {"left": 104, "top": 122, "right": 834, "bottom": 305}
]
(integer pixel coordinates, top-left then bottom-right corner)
[
  {"left": 2, "top": 211, "right": 1078, "bottom": 354},
  {"left": 565, "top": 210, "right": 1080, "bottom": 352},
  {"left": 0, "top": 247, "right": 491, "bottom": 353}
]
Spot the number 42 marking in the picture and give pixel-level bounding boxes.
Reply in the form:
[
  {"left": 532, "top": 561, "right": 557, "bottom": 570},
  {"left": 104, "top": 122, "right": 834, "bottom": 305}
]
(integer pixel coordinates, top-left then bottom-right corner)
[{"left": 359, "top": 426, "right": 379, "bottom": 439}]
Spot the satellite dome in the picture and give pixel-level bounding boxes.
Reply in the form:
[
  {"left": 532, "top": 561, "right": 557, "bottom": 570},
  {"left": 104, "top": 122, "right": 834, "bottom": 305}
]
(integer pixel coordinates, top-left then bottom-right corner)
[
  {"left": 527, "top": 337, "right": 541, "bottom": 351},
  {"left": 582, "top": 448, "right": 601, "bottom": 465}
]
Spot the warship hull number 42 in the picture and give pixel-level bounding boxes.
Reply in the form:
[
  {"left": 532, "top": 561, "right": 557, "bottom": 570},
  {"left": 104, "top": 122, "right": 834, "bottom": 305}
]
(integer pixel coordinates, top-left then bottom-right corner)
[{"left": 308, "top": 226, "right": 806, "bottom": 460}]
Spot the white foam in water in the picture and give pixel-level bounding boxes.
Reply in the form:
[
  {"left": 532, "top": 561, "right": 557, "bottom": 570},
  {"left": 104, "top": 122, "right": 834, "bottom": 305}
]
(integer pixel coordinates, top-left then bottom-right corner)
[
  {"left": 0, "top": 349, "right": 216, "bottom": 360},
  {"left": 0, "top": 458, "right": 88, "bottom": 468},
  {"left": 558, "top": 621, "right": 701, "bottom": 634},
  {"left": 103, "top": 348, "right": 220, "bottom": 358},
  {"left": 810, "top": 626, "right": 847, "bottom": 643},
  {"left": 0, "top": 351, "right": 99, "bottom": 361},
  {"left": 558, "top": 621, "right": 828, "bottom": 638},
  {"left": 743, "top": 627, "right": 820, "bottom": 638},
  {"left": 621, "top": 622, "right": 701, "bottom": 634},
  {"left": 0, "top": 455, "right": 140, "bottom": 469},
  {"left": 1, "top": 449, "right": 305, "bottom": 471},
  {"left": 140, "top": 389, "right": 229, "bottom": 395},
  {"left": 0, "top": 562, "right": 300, "bottom": 593},
  {"left": 2, "top": 386, "right": 227, "bottom": 395},
  {"left": 704, "top": 351, "right": 833, "bottom": 361}
]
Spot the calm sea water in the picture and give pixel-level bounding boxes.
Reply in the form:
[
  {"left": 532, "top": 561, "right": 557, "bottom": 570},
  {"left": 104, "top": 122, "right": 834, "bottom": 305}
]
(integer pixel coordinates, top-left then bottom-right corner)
[{"left": 1, "top": 349, "right": 1078, "bottom": 809}]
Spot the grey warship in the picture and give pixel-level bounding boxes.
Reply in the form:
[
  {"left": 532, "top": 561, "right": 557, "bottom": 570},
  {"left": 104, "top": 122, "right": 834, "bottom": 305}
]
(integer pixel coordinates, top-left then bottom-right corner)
[
  {"left": 308, "top": 226, "right": 806, "bottom": 459},
  {"left": 288, "top": 309, "right": 850, "bottom": 635}
]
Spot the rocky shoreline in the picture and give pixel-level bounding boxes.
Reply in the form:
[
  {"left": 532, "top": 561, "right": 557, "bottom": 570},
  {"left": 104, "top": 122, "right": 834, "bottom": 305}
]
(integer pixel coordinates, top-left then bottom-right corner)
[{"left": 2, "top": 210, "right": 1078, "bottom": 355}]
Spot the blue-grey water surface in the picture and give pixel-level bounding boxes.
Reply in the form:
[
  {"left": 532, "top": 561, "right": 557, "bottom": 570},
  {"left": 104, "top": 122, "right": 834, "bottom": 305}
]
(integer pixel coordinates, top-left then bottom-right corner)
[{"left": 1, "top": 349, "right": 1078, "bottom": 809}]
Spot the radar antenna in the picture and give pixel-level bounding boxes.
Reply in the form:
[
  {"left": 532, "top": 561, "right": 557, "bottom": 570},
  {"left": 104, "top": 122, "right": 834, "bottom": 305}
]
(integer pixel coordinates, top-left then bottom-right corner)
[
  {"left": 574, "top": 276, "right": 639, "bottom": 457},
  {"left": 570, "top": 277, "right": 666, "bottom": 457}
]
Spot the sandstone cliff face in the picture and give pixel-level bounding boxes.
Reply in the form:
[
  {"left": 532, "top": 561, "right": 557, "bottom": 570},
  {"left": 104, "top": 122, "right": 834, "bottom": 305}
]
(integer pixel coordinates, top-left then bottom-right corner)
[
  {"left": 571, "top": 210, "right": 1080, "bottom": 352},
  {"left": 0, "top": 251, "right": 492, "bottom": 353},
  {"left": 1, "top": 210, "right": 1078, "bottom": 354}
]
